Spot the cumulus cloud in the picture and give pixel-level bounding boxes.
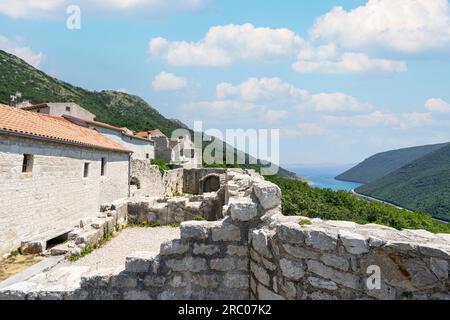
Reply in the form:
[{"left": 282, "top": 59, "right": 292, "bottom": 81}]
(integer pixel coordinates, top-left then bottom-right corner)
[
  {"left": 293, "top": 43, "right": 406, "bottom": 74},
  {"left": 299, "top": 92, "right": 373, "bottom": 113},
  {"left": 0, "top": 0, "right": 209, "bottom": 19},
  {"left": 324, "top": 111, "right": 433, "bottom": 129},
  {"left": 0, "top": 35, "right": 44, "bottom": 68},
  {"left": 149, "top": 23, "right": 304, "bottom": 66},
  {"left": 152, "top": 72, "right": 188, "bottom": 91},
  {"left": 425, "top": 98, "right": 450, "bottom": 113},
  {"left": 282, "top": 123, "right": 329, "bottom": 139},
  {"left": 310, "top": 0, "right": 450, "bottom": 53},
  {"left": 216, "top": 77, "right": 308, "bottom": 102}
]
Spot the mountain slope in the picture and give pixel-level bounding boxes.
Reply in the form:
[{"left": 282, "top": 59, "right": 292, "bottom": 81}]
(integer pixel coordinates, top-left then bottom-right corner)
[
  {"left": 356, "top": 144, "right": 450, "bottom": 221},
  {"left": 336, "top": 143, "right": 449, "bottom": 184},
  {"left": 0, "top": 50, "right": 297, "bottom": 179}
]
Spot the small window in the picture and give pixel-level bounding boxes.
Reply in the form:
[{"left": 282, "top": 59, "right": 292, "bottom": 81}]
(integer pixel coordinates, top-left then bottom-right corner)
[
  {"left": 101, "top": 158, "right": 106, "bottom": 176},
  {"left": 83, "top": 163, "right": 90, "bottom": 178},
  {"left": 22, "top": 154, "right": 34, "bottom": 173},
  {"left": 66, "top": 106, "right": 71, "bottom": 112},
  {"left": 146, "top": 153, "right": 150, "bottom": 159}
]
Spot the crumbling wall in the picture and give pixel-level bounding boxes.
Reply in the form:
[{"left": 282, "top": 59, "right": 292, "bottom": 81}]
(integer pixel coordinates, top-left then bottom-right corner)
[
  {"left": 1, "top": 169, "right": 449, "bottom": 300},
  {"left": 163, "top": 169, "right": 184, "bottom": 197},
  {"left": 130, "top": 159, "right": 165, "bottom": 198}
]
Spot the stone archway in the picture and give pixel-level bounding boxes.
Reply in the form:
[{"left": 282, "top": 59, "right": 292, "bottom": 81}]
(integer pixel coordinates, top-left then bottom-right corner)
[{"left": 200, "top": 174, "right": 221, "bottom": 193}]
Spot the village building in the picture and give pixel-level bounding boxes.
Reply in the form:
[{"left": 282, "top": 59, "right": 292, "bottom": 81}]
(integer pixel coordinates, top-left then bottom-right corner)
[
  {"left": 21, "top": 102, "right": 155, "bottom": 161},
  {"left": 0, "top": 104, "right": 131, "bottom": 256},
  {"left": 136, "top": 130, "right": 201, "bottom": 169}
]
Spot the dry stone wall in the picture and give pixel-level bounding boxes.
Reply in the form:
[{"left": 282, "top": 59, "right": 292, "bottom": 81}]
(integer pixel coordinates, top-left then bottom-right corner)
[{"left": 1, "top": 168, "right": 449, "bottom": 300}]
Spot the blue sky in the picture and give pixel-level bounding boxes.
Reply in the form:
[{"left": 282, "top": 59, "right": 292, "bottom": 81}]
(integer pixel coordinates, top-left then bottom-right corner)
[{"left": 1, "top": 0, "right": 450, "bottom": 165}]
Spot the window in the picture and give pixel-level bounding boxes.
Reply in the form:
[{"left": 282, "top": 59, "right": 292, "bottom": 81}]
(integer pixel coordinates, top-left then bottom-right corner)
[
  {"left": 22, "top": 154, "right": 34, "bottom": 173},
  {"left": 66, "top": 106, "right": 71, "bottom": 112},
  {"left": 146, "top": 153, "right": 150, "bottom": 159},
  {"left": 101, "top": 158, "right": 106, "bottom": 176},
  {"left": 83, "top": 163, "right": 90, "bottom": 178}
]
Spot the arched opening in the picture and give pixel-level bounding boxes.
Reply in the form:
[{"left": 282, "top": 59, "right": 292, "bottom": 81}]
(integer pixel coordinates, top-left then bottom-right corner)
[
  {"left": 130, "top": 177, "right": 141, "bottom": 190},
  {"left": 201, "top": 175, "right": 221, "bottom": 193}
]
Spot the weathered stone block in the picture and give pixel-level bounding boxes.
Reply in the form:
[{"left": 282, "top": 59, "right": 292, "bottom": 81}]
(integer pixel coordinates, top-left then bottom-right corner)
[
  {"left": 253, "top": 181, "right": 281, "bottom": 210},
  {"left": 339, "top": 230, "right": 369, "bottom": 255},
  {"left": 280, "top": 258, "right": 304, "bottom": 280},
  {"left": 227, "top": 245, "right": 248, "bottom": 257},
  {"left": 123, "top": 290, "right": 152, "bottom": 300},
  {"left": 307, "top": 260, "right": 361, "bottom": 290},
  {"left": 193, "top": 243, "right": 220, "bottom": 256},
  {"left": 251, "top": 229, "right": 274, "bottom": 258},
  {"left": 251, "top": 261, "right": 270, "bottom": 286},
  {"left": 191, "top": 274, "right": 219, "bottom": 288},
  {"left": 180, "top": 221, "right": 211, "bottom": 241},
  {"left": 305, "top": 228, "right": 338, "bottom": 251},
  {"left": 224, "top": 273, "right": 249, "bottom": 289},
  {"left": 321, "top": 253, "right": 350, "bottom": 271},
  {"left": 211, "top": 220, "right": 241, "bottom": 242},
  {"left": 160, "top": 239, "right": 190, "bottom": 256},
  {"left": 211, "top": 257, "right": 248, "bottom": 271},
  {"left": 125, "top": 252, "right": 159, "bottom": 273},
  {"left": 229, "top": 198, "right": 258, "bottom": 222},
  {"left": 276, "top": 223, "right": 306, "bottom": 244},
  {"left": 143, "top": 275, "right": 165, "bottom": 288},
  {"left": 283, "top": 244, "right": 320, "bottom": 260},
  {"left": 307, "top": 277, "right": 338, "bottom": 291},
  {"left": 166, "top": 257, "right": 207, "bottom": 273},
  {"left": 430, "top": 258, "right": 448, "bottom": 281}
]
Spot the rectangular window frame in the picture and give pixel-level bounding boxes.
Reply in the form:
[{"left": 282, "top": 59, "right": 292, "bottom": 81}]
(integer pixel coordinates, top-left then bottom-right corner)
[
  {"left": 83, "top": 162, "right": 90, "bottom": 178},
  {"left": 101, "top": 157, "right": 107, "bottom": 176},
  {"left": 22, "top": 154, "right": 34, "bottom": 173}
]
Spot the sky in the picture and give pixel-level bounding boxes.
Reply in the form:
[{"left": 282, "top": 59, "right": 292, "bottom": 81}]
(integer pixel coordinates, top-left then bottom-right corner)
[{"left": 1, "top": 0, "right": 450, "bottom": 165}]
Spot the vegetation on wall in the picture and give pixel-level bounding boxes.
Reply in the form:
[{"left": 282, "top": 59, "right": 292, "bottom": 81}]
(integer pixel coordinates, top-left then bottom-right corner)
[
  {"left": 266, "top": 175, "right": 450, "bottom": 234},
  {"left": 151, "top": 159, "right": 171, "bottom": 175}
]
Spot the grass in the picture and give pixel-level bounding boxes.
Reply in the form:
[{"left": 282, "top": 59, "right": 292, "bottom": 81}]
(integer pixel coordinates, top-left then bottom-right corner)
[
  {"left": 8, "top": 250, "right": 20, "bottom": 258},
  {"left": 299, "top": 219, "right": 312, "bottom": 226},
  {"left": 151, "top": 159, "right": 172, "bottom": 175}
]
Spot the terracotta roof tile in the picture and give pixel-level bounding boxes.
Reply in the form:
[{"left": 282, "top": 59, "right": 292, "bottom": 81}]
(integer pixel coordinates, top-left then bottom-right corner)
[{"left": 0, "top": 104, "right": 130, "bottom": 153}]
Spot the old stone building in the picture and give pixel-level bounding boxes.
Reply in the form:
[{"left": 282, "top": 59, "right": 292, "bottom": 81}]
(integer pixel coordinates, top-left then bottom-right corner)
[
  {"left": 0, "top": 104, "right": 131, "bottom": 256},
  {"left": 136, "top": 130, "right": 201, "bottom": 168},
  {"left": 22, "top": 102, "right": 155, "bottom": 161}
]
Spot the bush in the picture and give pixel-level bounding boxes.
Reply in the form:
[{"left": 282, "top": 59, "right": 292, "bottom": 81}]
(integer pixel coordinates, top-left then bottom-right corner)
[
  {"left": 151, "top": 159, "right": 171, "bottom": 174},
  {"left": 265, "top": 175, "right": 450, "bottom": 234}
]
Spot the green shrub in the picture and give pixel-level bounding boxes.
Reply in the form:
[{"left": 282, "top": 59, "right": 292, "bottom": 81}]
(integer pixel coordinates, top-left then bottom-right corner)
[
  {"left": 151, "top": 159, "right": 171, "bottom": 174},
  {"left": 265, "top": 175, "right": 450, "bottom": 234}
]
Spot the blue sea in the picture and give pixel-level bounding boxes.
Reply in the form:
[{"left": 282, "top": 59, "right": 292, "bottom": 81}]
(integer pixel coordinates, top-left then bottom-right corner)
[{"left": 286, "top": 165, "right": 362, "bottom": 191}]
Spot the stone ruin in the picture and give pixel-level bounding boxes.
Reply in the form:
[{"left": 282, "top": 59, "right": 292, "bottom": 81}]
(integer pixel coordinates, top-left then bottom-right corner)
[{"left": 0, "top": 168, "right": 449, "bottom": 300}]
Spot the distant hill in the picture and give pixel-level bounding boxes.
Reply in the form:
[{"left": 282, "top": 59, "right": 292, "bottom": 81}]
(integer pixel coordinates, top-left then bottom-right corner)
[
  {"left": 356, "top": 144, "right": 450, "bottom": 222},
  {"left": 336, "top": 143, "right": 449, "bottom": 184},
  {"left": 0, "top": 49, "right": 297, "bottom": 179}
]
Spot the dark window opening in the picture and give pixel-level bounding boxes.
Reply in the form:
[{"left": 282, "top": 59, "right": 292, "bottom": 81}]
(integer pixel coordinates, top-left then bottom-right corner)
[
  {"left": 66, "top": 106, "right": 71, "bottom": 112},
  {"left": 22, "top": 154, "right": 34, "bottom": 173},
  {"left": 146, "top": 153, "right": 150, "bottom": 159},
  {"left": 101, "top": 158, "right": 106, "bottom": 176},
  {"left": 130, "top": 177, "right": 141, "bottom": 190},
  {"left": 201, "top": 175, "right": 221, "bottom": 193},
  {"left": 83, "top": 163, "right": 90, "bottom": 178}
]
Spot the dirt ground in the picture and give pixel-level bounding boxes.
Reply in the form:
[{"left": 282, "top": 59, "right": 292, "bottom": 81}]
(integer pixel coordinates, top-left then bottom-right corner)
[{"left": 0, "top": 254, "right": 45, "bottom": 281}]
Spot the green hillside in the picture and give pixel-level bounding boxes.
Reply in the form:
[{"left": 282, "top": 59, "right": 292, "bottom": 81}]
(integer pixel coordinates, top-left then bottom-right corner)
[
  {"left": 266, "top": 175, "right": 450, "bottom": 234},
  {"left": 336, "top": 143, "right": 448, "bottom": 184},
  {"left": 356, "top": 144, "right": 450, "bottom": 222},
  {"left": 0, "top": 49, "right": 296, "bottom": 179}
]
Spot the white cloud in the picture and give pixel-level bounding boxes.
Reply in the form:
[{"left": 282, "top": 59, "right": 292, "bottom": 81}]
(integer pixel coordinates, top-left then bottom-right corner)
[
  {"left": 425, "top": 98, "right": 450, "bottom": 113},
  {"left": 310, "top": 0, "right": 450, "bottom": 53},
  {"left": 282, "top": 123, "right": 329, "bottom": 139},
  {"left": 152, "top": 72, "right": 188, "bottom": 91},
  {"left": 300, "top": 92, "right": 373, "bottom": 113},
  {"left": 0, "top": 35, "right": 44, "bottom": 68},
  {"left": 0, "top": 0, "right": 209, "bottom": 19},
  {"left": 325, "top": 111, "right": 433, "bottom": 129},
  {"left": 293, "top": 44, "right": 406, "bottom": 74},
  {"left": 216, "top": 77, "right": 308, "bottom": 102},
  {"left": 149, "top": 23, "right": 304, "bottom": 66},
  {"left": 260, "top": 108, "right": 289, "bottom": 123}
]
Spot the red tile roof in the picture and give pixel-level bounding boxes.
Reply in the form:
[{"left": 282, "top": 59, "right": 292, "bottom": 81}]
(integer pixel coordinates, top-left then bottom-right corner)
[{"left": 0, "top": 104, "right": 130, "bottom": 153}]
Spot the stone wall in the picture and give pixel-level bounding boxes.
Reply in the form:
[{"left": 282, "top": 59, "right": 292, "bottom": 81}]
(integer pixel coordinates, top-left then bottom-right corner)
[
  {"left": 1, "top": 169, "right": 449, "bottom": 300},
  {"left": 130, "top": 159, "right": 165, "bottom": 198},
  {"left": 0, "top": 134, "right": 129, "bottom": 256}
]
